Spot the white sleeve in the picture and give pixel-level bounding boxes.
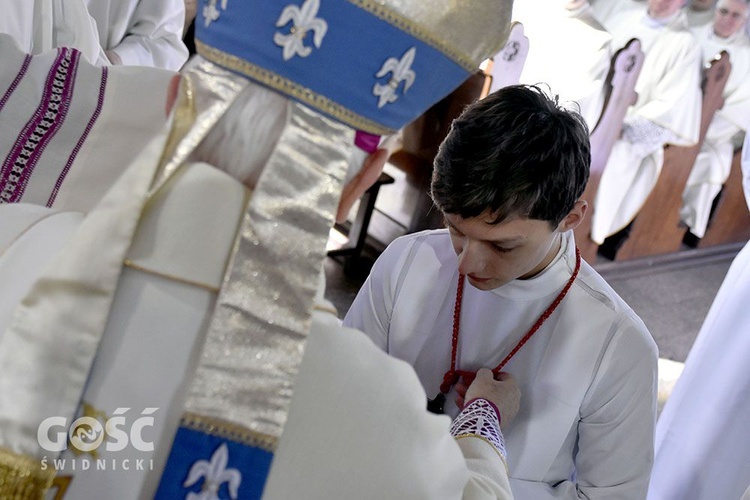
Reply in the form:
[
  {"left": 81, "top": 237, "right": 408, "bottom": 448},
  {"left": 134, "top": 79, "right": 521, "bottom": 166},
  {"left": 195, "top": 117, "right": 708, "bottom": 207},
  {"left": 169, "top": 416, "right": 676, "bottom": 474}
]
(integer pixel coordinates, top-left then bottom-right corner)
[
  {"left": 108, "top": 0, "right": 189, "bottom": 70},
  {"left": 575, "top": 316, "right": 657, "bottom": 498},
  {"left": 264, "top": 312, "right": 514, "bottom": 500},
  {"left": 342, "top": 235, "right": 415, "bottom": 352}
]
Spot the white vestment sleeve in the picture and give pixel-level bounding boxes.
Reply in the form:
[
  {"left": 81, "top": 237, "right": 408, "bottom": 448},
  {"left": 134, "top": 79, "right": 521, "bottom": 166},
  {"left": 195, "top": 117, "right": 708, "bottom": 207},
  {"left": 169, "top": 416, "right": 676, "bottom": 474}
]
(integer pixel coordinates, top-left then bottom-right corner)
[
  {"left": 107, "top": 0, "right": 188, "bottom": 70},
  {"left": 458, "top": 437, "right": 514, "bottom": 500},
  {"left": 343, "top": 234, "right": 417, "bottom": 351},
  {"left": 265, "top": 307, "right": 513, "bottom": 499}
]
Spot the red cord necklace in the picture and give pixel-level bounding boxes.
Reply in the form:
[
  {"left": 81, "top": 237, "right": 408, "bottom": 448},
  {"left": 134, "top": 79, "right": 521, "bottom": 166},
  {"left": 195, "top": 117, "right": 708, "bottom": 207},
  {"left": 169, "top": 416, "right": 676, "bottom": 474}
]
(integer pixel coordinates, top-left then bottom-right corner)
[{"left": 427, "top": 246, "right": 582, "bottom": 414}]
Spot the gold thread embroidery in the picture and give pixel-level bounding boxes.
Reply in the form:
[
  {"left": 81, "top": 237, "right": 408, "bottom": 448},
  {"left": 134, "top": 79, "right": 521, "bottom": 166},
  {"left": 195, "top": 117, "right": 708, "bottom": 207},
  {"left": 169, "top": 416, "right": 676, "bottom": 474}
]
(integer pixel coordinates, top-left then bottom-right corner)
[
  {"left": 123, "top": 259, "right": 221, "bottom": 293},
  {"left": 181, "top": 413, "right": 278, "bottom": 452},
  {"left": 196, "top": 41, "right": 394, "bottom": 136},
  {"left": 0, "top": 447, "right": 56, "bottom": 499},
  {"left": 346, "top": 0, "right": 478, "bottom": 71}
]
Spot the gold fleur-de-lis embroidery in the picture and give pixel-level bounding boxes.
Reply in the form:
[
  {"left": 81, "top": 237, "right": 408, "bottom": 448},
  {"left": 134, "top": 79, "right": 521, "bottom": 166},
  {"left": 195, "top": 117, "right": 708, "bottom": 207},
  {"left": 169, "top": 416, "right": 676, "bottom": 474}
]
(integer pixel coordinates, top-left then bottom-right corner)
[{"left": 273, "top": 0, "right": 328, "bottom": 61}]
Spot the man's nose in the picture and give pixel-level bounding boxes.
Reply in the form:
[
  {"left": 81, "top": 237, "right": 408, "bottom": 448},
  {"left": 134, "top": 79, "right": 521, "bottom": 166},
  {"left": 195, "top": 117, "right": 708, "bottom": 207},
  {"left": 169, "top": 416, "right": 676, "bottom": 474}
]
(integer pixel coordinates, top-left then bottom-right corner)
[{"left": 457, "top": 239, "right": 484, "bottom": 275}]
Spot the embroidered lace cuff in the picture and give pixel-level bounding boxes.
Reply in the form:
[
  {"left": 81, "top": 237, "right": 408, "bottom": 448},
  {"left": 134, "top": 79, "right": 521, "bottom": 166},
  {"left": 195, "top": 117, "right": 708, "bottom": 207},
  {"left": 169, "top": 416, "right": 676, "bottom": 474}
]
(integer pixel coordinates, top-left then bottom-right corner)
[{"left": 450, "top": 398, "right": 507, "bottom": 461}]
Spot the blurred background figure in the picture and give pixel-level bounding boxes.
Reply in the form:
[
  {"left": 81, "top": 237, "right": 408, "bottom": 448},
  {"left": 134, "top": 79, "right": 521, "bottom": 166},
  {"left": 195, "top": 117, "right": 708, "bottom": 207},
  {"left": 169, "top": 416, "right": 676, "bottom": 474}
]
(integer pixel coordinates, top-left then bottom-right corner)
[
  {"left": 687, "top": 0, "right": 719, "bottom": 27},
  {"left": 681, "top": 0, "right": 750, "bottom": 241},
  {"left": 86, "top": 0, "right": 189, "bottom": 69},
  {"left": 513, "top": 0, "right": 613, "bottom": 131}
]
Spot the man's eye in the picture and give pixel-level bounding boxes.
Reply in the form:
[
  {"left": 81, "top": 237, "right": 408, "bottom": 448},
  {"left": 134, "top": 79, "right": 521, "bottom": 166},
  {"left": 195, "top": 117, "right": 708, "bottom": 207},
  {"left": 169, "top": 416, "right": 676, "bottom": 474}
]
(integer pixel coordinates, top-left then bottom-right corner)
[{"left": 491, "top": 244, "right": 513, "bottom": 253}]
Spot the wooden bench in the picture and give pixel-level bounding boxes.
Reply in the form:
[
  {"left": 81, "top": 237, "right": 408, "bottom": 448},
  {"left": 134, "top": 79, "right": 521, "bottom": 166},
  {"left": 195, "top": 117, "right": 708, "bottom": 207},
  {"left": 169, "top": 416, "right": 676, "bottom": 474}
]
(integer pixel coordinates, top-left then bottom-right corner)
[
  {"left": 615, "top": 51, "right": 731, "bottom": 260},
  {"left": 574, "top": 38, "right": 644, "bottom": 263},
  {"left": 698, "top": 147, "right": 750, "bottom": 246}
]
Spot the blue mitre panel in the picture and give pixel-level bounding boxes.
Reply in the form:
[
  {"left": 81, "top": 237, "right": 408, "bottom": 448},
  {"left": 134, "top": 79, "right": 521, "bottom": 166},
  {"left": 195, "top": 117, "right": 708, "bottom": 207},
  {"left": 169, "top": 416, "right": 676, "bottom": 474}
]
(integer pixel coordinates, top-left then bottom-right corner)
[
  {"left": 155, "top": 426, "right": 274, "bottom": 499},
  {"left": 195, "top": 0, "right": 472, "bottom": 134}
]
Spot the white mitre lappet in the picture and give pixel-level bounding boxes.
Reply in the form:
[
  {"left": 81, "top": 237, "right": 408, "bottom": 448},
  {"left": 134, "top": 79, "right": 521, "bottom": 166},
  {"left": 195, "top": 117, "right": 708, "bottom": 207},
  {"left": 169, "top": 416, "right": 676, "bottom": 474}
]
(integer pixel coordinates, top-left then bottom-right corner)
[{"left": 0, "top": 0, "right": 513, "bottom": 497}]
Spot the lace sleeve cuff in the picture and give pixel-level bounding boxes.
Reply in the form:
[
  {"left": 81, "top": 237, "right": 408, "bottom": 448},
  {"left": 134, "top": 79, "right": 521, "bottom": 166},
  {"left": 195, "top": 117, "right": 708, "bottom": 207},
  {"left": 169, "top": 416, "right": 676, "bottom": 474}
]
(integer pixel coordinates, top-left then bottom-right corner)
[{"left": 450, "top": 398, "right": 507, "bottom": 461}]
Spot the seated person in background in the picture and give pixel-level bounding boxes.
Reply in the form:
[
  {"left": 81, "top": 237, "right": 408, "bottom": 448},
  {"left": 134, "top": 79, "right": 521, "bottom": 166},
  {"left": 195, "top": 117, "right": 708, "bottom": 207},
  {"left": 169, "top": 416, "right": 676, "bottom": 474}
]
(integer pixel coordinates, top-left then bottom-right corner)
[
  {"left": 648, "top": 130, "right": 750, "bottom": 500},
  {"left": 0, "top": 0, "right": 108, "bottom": 64},
  {"left": 345, "top": 84, "right": 658, "bottom": 499},
  {"left": 513, "top": 0, "right": 613, "bottom": 131},
  {"left": 0, "top": 0, "right": 520, "bottom": 497},
  {"left": 0, "top": 33, "right": 174, "bottom": 211},
  {"left": 86, "top": 0, "right": 189, "bottom": 70},
  {"left": 681, "top": 0, "right": 750, "bottom": 240},
  {"left": 687, "top": 0, "right": 719, "bottom": 27},
  {"left": 589, "top": 0, "right": 702, "bottom": 246}
]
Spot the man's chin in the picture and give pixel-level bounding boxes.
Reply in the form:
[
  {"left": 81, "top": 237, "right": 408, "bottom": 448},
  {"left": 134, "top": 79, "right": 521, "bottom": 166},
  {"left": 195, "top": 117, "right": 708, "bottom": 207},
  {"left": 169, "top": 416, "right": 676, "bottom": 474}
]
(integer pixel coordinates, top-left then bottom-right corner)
[{"left": 467, "top": 277, "right": 504, "bottom": 291}]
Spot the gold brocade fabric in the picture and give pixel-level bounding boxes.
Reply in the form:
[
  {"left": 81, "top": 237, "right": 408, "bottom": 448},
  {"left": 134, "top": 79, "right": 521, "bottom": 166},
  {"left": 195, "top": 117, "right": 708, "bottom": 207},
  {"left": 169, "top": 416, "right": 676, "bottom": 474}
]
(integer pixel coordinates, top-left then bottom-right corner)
[
  {"left": 183, "top": 98, "right": 351, "bottom": 443},
  {"left": 0, "top": 447, "right": 55, "bottom": 499}
]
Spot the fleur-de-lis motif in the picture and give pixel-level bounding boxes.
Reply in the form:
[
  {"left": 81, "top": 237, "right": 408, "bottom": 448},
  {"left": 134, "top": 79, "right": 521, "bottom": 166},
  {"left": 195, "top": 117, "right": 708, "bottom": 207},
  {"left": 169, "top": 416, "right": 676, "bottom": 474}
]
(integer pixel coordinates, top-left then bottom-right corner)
[
  {"left": 203, "top": 0, "right": 228, "bottom": 28},
  {"left": 373, "top": 47, "right": 417, "bottom": 109},
  {"left": 273, "top": 0, "right": 328, "bottom": 61},
  {"left": 183, "top": 443, "right": 242, "bottom": 500}
]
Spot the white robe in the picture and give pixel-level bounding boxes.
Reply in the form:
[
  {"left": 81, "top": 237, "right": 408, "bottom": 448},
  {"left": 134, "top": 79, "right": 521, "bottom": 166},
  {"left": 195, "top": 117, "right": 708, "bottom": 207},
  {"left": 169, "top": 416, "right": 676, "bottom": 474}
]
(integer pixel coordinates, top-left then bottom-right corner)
[
  {"left": 0, "top": 0, "right": 108, "bottom": 65},
  {"left": 0, "top": 34, "right": 173, "bottom": 212},
  {"left": 681, "top": 25, "right": 750, "bottom": 238},
  {"left": 85, "top": 0, "right": 189, "bottom": 70},
  {"left": 513, "top": 2, "right": 612, "bottom": 131},
  {"left": 0, "top": 162, "right": 512, "bottom": 499},
  {"left": 648, "top": 136, "right": 750, "bottom": 500},
  {"left": 591, "top": 9, "right": 702, "bottom": 243},
  {"left": 344, "top": 229, "right": 658, "bottom": 499}
]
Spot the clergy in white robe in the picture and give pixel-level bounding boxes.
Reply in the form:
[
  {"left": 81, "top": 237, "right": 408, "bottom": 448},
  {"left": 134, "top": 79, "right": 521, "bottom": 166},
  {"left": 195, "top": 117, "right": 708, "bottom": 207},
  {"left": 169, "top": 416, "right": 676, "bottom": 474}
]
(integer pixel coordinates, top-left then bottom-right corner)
[
  {"left": 0, "top": 0, "right": 108, "bottom": 65},
  {"left": 0, "top": 163, "right": 515, "bottom": 499},
  {"left": 0, "top": 33, "right": 173, "bottom": 212},
  {"left": 0, "top": 0, "right": 519, "bottom": 497},
  {"left": 687, "top": 0, "right": 719, "bottom": 27},
  {"left": 86, "top": 0, "right": 189, "bottom": 70},
  {"left": 681, "top": 0, "right": 750, "bottom": 238},
  {"left": 647, "top": 131, "right": 750, "bottom": 500},
  {"left": 344, "top": 85, "right": 658, "bottom": 499},
  {"left": 590, "top": 0, "right": 702, "bottom": 244},
  {"left": 513, "top": 1, "right": 612, "bottom": 131}
]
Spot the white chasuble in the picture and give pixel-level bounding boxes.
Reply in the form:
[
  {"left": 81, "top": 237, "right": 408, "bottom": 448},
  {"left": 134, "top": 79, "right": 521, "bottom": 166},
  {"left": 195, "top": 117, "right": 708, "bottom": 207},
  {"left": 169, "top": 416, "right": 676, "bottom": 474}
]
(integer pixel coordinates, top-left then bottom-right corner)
[
  {"left": 0, "top": 35, "right": 173, "bottom": 213},
  {"left": 0, "top": 162, "right": 513, "bottom": 499}
]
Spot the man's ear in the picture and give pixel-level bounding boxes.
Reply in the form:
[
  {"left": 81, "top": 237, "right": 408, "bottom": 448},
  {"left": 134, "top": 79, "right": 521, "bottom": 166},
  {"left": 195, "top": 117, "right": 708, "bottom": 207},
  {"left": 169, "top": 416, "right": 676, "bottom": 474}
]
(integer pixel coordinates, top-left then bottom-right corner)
[
  {"left": 558, "top": 199, "right": 587, "bottom": 232},
  {"left": 335, "top": 148, "right": 390, "bottom": 224},
  {"left": 165, "top": 74, "right": 181, "bottom": 117}
]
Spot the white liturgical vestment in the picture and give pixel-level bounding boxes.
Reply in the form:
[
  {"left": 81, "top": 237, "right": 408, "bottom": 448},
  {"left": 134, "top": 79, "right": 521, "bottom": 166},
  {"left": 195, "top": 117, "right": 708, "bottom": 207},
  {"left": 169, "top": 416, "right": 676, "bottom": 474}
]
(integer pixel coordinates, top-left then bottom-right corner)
[
  {"left": 648, "top": 135, "right": 750, "bottom": 500},
  {"left": 513, "top": 1, "right": 612, "bottom": 130},
  {"left": 86, "top": 0, "right": 189, "bottom": 70},
  {"left": 345, "top": 229, "right": 658, "bottom": 499},
  {"left": 681, "top": 24, "right": 750, "bottom": 238},
  {"left": 0, "top": 34, "right": 173, "bottom": 212},
  {"left": 591, "top": 7, "right": 702, "bottom": 242},
  {"left": 0, "top": 161, "right": 513, "bottom": 499}
]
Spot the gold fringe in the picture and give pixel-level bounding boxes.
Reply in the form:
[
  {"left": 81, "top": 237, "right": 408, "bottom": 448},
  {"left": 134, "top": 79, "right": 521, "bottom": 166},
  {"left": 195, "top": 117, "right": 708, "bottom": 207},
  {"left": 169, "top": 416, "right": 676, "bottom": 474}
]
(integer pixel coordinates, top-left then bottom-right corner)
[
  {"left": 0, "top": 448, "right": 55, "bottom": 499},
  {"left": 181, "top": 413, "right": 278, "bottom": 453}
]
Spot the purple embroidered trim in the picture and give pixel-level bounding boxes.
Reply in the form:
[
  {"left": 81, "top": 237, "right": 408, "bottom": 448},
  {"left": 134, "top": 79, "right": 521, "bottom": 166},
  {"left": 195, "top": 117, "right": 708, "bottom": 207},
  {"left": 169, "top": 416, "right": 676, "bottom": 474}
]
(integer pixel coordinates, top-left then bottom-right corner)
[
  {"left": 450, "top": 398, "right": 507, "bottom": 460},
  {"left": 0, "top": 48, "right": 80, "bottom": 204},
  {"left": 0, "top": 54, "right": 32, "bottom": 114},
  {"left": 46, "top": 66, "right": 108, "bottom": 207}
]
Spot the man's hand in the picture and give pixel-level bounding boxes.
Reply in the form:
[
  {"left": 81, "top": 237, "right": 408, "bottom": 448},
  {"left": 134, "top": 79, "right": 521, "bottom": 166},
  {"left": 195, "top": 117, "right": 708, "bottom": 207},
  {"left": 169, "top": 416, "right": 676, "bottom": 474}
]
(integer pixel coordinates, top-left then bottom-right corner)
[{"left": 456, "top": 369, "right": 520, "bottom": 429}]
